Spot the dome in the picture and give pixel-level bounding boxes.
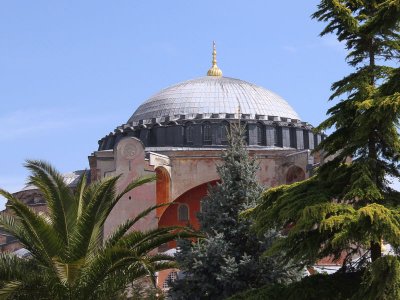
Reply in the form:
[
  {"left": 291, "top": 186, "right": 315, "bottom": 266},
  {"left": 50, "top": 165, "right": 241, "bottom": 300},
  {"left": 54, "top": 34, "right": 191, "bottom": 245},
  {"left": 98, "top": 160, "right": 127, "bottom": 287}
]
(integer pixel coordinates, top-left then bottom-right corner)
[
  {"left": 128, "top": 76, "right": 301, "bottom": 123},
  {"left": 98, "top": 43, "right": 322, "bottom": 152}
]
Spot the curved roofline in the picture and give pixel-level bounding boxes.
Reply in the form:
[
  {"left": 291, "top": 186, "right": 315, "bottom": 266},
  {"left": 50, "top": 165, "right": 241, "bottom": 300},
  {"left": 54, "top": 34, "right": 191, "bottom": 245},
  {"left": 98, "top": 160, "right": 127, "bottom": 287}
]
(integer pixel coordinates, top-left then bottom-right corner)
[{"left": 127, "top": 75, "right": 301, "bottom": 124}]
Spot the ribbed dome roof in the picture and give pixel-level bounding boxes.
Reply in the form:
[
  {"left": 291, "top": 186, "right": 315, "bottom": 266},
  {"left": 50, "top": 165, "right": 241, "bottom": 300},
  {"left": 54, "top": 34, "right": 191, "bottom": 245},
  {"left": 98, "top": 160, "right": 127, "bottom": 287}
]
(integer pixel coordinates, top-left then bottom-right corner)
[{"left": 128, "top": 76, "right": 300, "bottom": 123}]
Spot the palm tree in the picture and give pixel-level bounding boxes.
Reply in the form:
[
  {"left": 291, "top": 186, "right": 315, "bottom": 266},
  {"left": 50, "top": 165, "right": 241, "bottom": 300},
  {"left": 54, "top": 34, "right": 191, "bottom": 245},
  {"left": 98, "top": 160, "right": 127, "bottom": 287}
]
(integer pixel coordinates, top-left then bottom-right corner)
[{"left": 0, "top": 160, "right": 195, "bottom": 299}]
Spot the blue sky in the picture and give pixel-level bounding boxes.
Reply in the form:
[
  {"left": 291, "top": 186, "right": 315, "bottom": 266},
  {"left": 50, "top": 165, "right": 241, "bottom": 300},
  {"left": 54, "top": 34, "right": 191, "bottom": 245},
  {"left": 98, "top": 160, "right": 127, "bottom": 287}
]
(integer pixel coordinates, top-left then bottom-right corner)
[{"left": 0, "top": 1, "right": 353, "bottom": 207}]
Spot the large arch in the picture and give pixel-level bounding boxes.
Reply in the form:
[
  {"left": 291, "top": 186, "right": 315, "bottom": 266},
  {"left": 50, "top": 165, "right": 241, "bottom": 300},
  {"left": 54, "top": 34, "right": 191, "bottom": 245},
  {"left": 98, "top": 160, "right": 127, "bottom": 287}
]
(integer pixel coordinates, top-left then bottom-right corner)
[
  {"left": 156, "top": 167, "right": 171, "bottom": 218},
  {"left": 159, "top": 180, "right": 219, "bottom": 227}
]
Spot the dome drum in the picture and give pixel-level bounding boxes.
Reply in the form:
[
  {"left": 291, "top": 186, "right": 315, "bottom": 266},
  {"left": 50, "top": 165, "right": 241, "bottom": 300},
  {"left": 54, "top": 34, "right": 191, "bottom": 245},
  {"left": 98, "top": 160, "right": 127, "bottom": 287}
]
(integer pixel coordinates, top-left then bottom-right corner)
[{"left": 98, "top": 118, "right": 325, "bottom": 151}]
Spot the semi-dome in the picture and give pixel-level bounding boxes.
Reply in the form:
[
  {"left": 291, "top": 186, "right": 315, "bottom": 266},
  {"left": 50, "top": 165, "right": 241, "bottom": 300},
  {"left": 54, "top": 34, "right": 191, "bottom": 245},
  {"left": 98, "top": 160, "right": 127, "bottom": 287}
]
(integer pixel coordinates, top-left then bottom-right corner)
[{"left": 128, "top": 76, "right": 300, "bottom": 123}]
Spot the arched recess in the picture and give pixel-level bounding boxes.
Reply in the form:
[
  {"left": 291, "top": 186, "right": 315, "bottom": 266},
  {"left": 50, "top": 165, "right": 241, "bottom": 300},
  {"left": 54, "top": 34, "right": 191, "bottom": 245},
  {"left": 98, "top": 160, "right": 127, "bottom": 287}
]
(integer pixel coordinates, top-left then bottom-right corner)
[
  {"left": 159, "top": 180, "right": 219, "bottom": 229},
  {"left": 156, "top": 167, "right": 171, "bottom": 218},
  {"left": 286, "top": 165, "right": 306, "bottom": 184}
]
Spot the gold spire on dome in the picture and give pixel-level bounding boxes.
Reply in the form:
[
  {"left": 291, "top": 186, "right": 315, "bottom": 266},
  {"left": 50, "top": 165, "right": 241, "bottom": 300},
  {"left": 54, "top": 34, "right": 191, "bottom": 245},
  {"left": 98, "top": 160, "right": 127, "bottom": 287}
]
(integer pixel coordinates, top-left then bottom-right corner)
[{"left": 207, "top": 41, "right": 223, "bottom": 77}]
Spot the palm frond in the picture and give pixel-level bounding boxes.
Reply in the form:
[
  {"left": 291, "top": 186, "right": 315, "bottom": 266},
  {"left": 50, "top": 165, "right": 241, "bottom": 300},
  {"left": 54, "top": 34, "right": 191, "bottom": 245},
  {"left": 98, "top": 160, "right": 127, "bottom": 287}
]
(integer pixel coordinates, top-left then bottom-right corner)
[
  {"left": 0, "top": 281, "right": 22, "bottom": 299},
  {"left": 118, "top": 226, "right": 198, "bottom": 253},
  {"left": 115, "top": 175, "right": 156, "bottom": 202},
  {"left": 131, "top": 231, "right": 198, "bottom": 257},
  {"left": 0, "top": 189, "right": 64, "bottom": 264},
  {"left": 53, "top": 257, "right": 85, "bottom": 285},
  {"left": 74, "top": 171, "right": 88, "bottom": 219},
  {"left": 68, "top": 176, "right": 120, "bottom": 261},
  {"left": 24, "top": 160, "right": 77, "bottom": 246}
]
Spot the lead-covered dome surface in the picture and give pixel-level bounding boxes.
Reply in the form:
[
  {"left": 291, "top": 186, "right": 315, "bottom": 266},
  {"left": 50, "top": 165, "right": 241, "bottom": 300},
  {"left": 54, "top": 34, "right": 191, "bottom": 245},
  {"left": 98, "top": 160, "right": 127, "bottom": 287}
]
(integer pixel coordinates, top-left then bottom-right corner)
[{"left": 128, "top": 76, "right": 300, "bottom": 123}]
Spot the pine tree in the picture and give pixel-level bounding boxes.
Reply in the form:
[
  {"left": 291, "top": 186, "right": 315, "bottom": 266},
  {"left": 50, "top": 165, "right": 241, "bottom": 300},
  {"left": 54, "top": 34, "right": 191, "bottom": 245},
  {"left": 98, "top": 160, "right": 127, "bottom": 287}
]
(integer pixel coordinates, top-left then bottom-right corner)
[
  {"left": 248, "top": 1, "right": 400, "bottom": 298},
  {"left": 169, "top": 124, "right": 298, "bottom": 300}
]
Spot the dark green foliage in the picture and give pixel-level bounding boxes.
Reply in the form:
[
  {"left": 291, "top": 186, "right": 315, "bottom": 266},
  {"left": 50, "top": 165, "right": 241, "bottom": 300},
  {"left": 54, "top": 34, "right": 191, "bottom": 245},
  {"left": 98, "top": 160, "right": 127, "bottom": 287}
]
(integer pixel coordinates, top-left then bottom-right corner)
[
  {"left": 198, "top": 123, "right": 262, "bottom": 235},
  {"left": 227, "top": 271, "right": 363, "bottom": 300},
  {"left": 247, "top": 1, "right": 400, "bottom": 298},
  {"left": 354, "top": 255, "right": 400, "bottom": 300},
  {"left": 251, "top": 0, "right": 400, "bottom": 263},
  {"left": 128, "top": 280, "right": 165, "bottom": 300},
  {"left": 0, "top": 160, "right": 196, "bottom": 299},
  {"left": 313, "top": 0, "right": 400, "bottom": 193},
  {"left": 169, "top": 124, "right": 299, "bottom": 300},
  {"left": 251, "top": 170, "right": 400, "bottom": 267},
  {"left": 226, "top": 283, "right": 285, "bottom": 300}
]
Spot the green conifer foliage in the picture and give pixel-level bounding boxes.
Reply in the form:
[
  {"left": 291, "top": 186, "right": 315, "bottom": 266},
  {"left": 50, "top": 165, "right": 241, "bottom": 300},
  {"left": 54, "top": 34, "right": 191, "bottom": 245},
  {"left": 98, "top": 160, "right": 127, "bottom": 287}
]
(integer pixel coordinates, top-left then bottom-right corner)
[
  {"left": 198, "top": 123, "right": 262, "bottom": 240},
  {"left": 354, "top": 255, "right": 400, "bottom": 300},
  {"left": 248, "top": 0, "right": 400, "bottom": 297},
  {"left": 170, "top": 124, "right": 298, "bottom": 300}
]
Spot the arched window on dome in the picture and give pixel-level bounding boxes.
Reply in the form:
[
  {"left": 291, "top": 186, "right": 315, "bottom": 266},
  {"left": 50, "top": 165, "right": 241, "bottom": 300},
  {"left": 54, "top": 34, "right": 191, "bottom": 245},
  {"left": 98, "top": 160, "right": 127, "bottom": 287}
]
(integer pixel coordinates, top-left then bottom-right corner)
[
  {"left": 257, "top": 123, "right": 265, "bottom": 145},
  {"left": 203, "top": 122, "right": 212, "bottom": 145},
  {"left": 178, "top": 204, "right": 189, "bottom": 222},
  {"left": 185, "top": 123, "right": 194, "bottom": 145}
]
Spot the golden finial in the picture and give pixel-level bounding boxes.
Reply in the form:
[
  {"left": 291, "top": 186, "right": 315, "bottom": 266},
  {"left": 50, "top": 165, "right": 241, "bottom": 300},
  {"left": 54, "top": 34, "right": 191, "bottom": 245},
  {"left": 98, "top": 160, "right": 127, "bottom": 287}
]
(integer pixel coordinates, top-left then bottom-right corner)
[{"left": 207, "top": 41, "right": 223, "bottom": 77}]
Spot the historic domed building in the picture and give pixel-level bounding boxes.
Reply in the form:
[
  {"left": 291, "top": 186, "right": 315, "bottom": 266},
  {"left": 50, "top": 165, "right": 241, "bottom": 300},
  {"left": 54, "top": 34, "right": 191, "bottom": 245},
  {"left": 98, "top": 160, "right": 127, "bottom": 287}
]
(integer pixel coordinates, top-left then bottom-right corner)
[
  {"left": 89, "top": 43, "right": 325, "bottom": 244},
  {"left": 5, "top": 43, "right": 326, "bottom": 288}
]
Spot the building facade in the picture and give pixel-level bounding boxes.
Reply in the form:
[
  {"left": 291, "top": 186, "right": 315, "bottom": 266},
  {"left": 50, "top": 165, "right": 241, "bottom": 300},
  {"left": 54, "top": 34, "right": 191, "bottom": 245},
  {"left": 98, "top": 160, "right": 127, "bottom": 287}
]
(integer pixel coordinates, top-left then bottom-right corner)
[
  {"left": 88, "top": 44, "right": 325, "bottom": 287},
  {"left": 7, "top": 44, "right": 325, "bottom": 288}
]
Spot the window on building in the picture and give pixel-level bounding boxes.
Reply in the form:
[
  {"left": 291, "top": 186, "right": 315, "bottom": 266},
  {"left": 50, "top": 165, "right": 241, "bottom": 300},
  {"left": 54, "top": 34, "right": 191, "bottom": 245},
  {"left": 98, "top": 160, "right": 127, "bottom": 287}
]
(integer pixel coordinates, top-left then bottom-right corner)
[
  {"left": 289, "top": 127, "right": 297, "bottom": 148},
  {"left": 163, "top": 271, "right": 178, "bottom": 289},
  {"left": 33, "top": 195, "right": 42, "bottom": 204},
  {"left": 314, "top": 134, "right": 319, "bottom": 148},
  {"left": 257, "top": 124, "right": 265, "bottom": 145},
  {"left": 220, "top": 123, "right": 229, "bottom": 144},
  {"left": 303, "top": 130, "right": 309, "bottom": 149},
  {"left": 149, "top": 126, "right": 158, "bottom": 146},
  {"left": 203, "top": 123, "right": 212, "bottom": 143},
  {"left": 186, "top": 123, "right": 194, "bottom": 144},
  {"left": 178, "top": 204, "right": 189, "bottom": 221}
]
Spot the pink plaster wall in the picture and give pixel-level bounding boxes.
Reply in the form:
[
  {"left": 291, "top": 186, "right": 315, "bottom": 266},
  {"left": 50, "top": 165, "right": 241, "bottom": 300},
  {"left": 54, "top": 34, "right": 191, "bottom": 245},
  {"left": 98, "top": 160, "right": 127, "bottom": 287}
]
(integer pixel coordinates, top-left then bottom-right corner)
[{"left": 103, "top": 138, "right": 157, "bottom": 239}]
